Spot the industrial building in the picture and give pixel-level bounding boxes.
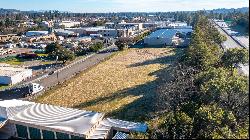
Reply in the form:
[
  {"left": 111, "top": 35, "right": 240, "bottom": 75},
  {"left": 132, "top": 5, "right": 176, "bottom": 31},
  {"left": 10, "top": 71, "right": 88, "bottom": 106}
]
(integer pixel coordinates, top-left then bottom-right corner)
[
  {"left": 98, "top": 28, "right": 133, "bottom": 38},
  {"left": 74, "top": 37, "right": 92, "bottom": 43},
  {"left": 25, "top": 31, "right": 49, "bottom": 37},
  {"left": 0, "top": 64, "right": 32, "bottom": 85},
  {"left": 144, "top": 28, "right": 193, "bottom": 46},
  {"left": 54, "top": 29, "right": 79, "bottom": 37},
  {"left": 55, "top": 21, "right": 81, "bottom": 28},
  {"left": 0, "top": 100, "right": 147, "bottom": 139},
  {"left": 167, "top": 22, "right": 188, "bottom": 28},
  {"left": 117, "top": 22, "right": 143, "bottom": 31}
]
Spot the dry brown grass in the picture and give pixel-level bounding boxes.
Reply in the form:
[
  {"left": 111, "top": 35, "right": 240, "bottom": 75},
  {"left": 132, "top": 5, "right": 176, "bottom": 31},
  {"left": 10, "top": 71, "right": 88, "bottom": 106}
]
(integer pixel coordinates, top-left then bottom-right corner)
[{"left": 35, "top": 48, "right": 177, "bottom": 120}]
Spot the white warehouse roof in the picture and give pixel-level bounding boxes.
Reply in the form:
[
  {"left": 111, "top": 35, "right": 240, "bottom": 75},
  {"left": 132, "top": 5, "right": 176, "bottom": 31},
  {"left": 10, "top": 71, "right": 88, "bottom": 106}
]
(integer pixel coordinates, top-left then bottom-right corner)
[
  {"left": 0, "top": 100, "right": 148, "bottom": 139},
  {"left": 9, "top": 103, "right": 105, "bottom": 137},
  {"left": 0, "top": 66, "right": 32, "bottom": 77}
]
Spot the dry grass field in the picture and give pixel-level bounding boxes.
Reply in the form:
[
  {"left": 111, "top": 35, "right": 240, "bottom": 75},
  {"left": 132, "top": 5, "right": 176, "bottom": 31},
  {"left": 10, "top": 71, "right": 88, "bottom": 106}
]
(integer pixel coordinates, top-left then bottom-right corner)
[{"left": 35, "top": 47, "right": 180, "bottom": 121}]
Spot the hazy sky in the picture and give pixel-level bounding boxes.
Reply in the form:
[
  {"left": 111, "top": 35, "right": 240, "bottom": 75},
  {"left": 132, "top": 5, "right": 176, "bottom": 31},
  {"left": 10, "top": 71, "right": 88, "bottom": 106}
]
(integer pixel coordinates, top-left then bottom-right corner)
[{"left": 0, "top": 0, "right": 249, "bottom": 13}]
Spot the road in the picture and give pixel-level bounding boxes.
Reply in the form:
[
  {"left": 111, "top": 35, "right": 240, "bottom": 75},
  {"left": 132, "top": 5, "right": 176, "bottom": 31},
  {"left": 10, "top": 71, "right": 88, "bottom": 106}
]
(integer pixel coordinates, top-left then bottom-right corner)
[
  {"left": 213, "top": 23, "right": 242, "bottom": 49},
  {"left": 213, "top": 19, "right": 249, "bottom": 76},
  {"left": 37, "top": 47, "right": 116, "bottom": 89},
  {"left": 0, "top": 46, "right": 118, "bottom": 100}
]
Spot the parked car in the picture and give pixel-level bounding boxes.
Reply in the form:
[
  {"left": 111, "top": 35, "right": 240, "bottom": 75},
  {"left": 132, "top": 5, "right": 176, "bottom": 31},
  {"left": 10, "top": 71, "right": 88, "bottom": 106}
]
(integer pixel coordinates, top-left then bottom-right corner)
[
  {"left": 17, "top": 52, "right": 38, "bottom": 59},
  {"left": 48, "top": 71, "right": 55, "bottom": 75}
]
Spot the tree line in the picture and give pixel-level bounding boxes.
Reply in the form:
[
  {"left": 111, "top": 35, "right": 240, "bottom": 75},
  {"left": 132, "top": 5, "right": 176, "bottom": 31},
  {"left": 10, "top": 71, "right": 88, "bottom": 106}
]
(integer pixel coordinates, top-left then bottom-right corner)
[{"left": 134, "top": 14, "right": 249, "bottom": 139}]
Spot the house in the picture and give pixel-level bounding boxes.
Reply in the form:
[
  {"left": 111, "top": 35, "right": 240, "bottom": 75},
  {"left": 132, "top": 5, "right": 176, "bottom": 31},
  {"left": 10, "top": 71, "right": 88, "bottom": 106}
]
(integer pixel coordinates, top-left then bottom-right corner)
[
  {"left": 0, "top": 100, "right": 148, "bottom": 139},
  {"left": 0, "top": 65, "right": 32, "bottom": 85}
]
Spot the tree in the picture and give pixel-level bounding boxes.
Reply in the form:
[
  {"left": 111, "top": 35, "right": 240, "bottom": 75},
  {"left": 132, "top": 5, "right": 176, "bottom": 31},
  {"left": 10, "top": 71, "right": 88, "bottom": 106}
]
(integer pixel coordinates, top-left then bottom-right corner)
[
  {"left": 193, "top": 104, "right": 240, "bottom": 139},
  {"left": 196, "top": 67, "right": 249, "bottom": 121},
  {"left": 89, "top": 42, "right": 103, "bottom": 52},
  {"left": 151, "top": 13, "right": 249, "bottom": 139},
  {"left": 221, "top": 48, "right": 249, "bottom": 69},
  {"left": 185, "top": 42, "right": 222, "bottom": 70},
  {"left": 115, "top": 37, "right": 132, "bottom": 51},
  {"left": 151, "top": 111, "right": 193, "bottom": 139},
  {"left": 45, "top": 43, "right": 75, "bottom": 63}
]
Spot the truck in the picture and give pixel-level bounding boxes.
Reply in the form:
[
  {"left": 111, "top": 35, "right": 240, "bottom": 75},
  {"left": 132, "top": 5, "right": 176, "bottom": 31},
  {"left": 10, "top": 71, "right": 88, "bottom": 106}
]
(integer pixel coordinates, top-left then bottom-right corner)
[
  {"left": 28, "top": 83, "right": 44, "bottom": 94},
  {"left": 12, "top": 83, "right": 44, "bottom": 97}
]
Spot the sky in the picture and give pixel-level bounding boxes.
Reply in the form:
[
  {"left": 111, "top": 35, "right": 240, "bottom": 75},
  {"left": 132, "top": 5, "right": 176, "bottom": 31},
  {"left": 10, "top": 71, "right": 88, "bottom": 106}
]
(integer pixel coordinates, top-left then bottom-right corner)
[{"left": 0, "top": 0, "right": 249, "bottom": 13}]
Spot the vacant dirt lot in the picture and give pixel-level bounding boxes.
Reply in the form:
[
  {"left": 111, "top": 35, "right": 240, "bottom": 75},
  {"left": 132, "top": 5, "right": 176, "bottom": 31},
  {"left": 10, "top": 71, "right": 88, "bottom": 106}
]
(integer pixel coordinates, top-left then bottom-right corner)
[{"left": 36, "top": 48, "right": 178, "bottom": 121}]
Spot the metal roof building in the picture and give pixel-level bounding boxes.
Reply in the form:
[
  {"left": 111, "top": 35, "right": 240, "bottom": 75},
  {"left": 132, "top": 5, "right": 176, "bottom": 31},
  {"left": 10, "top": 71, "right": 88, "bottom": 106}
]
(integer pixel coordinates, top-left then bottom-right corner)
[
  {"left": 0, "top": 65, "right": 32, "bottom": 85},
  {"left": 144, "top": 28, "right": 193, "bottom": 46},
  {"left": 0, "top": 100, "right": 148, "bottom": 139}
]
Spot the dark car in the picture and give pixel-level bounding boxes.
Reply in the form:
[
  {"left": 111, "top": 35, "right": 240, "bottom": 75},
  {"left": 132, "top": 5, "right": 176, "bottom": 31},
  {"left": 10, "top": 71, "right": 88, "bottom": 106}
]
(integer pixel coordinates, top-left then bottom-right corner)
[{"left": 48, "top": 71, "right": 55, "bottom": 75}]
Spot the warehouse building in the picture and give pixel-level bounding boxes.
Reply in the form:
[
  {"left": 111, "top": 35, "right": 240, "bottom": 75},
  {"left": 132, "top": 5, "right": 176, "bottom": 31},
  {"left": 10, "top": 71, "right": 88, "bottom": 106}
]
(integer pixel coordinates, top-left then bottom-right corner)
[
  {"left": 55, "top": 21, "right": 81, "bottom": 28},
  {"left": 25, "top": 31, "right": 49, "bottom": 37},
  {"left": 54, "top": 29, "right": 79, "bottom": 37},
  {"left": 144, "top": 28, "right": 193, "bottom": 46},
  {"left": 0, "top": 100, "right": 148, "bottom": 139},
  {"left": 0, "top": 65, "right": 32, "bottom": 85}
]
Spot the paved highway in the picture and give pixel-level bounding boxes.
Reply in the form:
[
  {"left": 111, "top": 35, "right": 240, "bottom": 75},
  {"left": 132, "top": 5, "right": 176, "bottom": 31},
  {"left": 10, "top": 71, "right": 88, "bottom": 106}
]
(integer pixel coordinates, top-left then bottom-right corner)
[
  {"left": 214, "top": 24, "right": 242, "bottom": 49},
  {"left": 213, "top": 20, "right": 249, "bottom": 76}
]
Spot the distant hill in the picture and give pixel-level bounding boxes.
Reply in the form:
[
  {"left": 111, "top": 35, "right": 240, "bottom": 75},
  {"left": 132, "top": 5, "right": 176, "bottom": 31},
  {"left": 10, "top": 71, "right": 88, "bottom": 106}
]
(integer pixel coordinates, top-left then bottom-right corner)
[
  {"left": 0, "top": 7, "right": 248, "bottom": 15},
  {"left": 0, "top": 8, "right": 21, "bottom": 14},
  {"left": 207, "top": 7, "right": 249, "bottom": 13}
]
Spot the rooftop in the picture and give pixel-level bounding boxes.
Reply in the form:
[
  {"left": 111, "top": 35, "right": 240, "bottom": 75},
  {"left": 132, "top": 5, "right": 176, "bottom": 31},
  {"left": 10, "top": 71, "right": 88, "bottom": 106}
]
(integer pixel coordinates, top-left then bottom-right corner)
[
  {"left": 26, "top": 31, "right": 48, "bottom": 34},
  {"left": 146, "top": 28, "right": 193, "bottom": 39},
  {"left": 0, "top": 66, "right": 32, "bottom": 77},
  {"left": 0, "top": 99, "right": 35, "bottom": 108},
  {"left": 84, "top": 26, "right": 105, "bottom": 31},
  {"left": 10, "top": 102, "right": 105, "bottom": 136},
  {"left": 0, "top": 100, "right": 148, "bottom": 138}
]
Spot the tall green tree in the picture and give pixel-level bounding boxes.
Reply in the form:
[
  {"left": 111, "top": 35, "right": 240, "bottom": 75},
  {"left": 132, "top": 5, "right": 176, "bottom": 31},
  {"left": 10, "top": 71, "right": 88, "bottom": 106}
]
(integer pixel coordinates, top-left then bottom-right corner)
[
  {"left": 221, "top": 48, "right": 249, "bottom": 69},
  {"left": 45, "top": 43, "right": 75, "bottom": 63}
]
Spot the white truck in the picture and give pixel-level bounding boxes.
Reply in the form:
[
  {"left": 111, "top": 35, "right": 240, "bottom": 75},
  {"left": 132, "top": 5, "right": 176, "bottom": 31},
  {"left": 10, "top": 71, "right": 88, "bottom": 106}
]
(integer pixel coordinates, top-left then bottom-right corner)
[{"left": 28, "top": 83, "right": 44, "bottom": 95}]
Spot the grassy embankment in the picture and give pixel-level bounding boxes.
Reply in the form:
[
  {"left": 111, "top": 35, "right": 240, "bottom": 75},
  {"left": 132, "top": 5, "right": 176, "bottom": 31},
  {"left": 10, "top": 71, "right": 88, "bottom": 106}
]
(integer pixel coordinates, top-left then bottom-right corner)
[{"left": 35, "top": 47, "right": 183, "bottom": 123}]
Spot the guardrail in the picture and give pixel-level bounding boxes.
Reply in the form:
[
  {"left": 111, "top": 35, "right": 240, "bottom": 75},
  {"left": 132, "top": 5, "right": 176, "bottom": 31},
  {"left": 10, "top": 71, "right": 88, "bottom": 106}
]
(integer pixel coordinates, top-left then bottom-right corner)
[{"left": 213, "top": 20, "right": 247, "bottom": 50}]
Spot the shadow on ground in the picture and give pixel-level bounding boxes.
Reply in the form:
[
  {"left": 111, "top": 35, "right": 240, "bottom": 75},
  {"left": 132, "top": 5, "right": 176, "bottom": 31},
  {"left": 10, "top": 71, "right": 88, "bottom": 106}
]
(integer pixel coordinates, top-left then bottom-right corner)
[{"left": 73, "top": 47, "right": 185, "bottom": 122}]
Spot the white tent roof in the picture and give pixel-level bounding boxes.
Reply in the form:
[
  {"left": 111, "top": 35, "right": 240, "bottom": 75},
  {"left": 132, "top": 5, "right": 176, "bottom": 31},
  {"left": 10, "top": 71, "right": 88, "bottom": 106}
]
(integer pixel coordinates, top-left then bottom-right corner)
[
  {"left": 0, "top": 100, "right": 35, "bottom": 119},
  {"left": 9, "top": 103, "right": 105, "bottom": 136}
]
